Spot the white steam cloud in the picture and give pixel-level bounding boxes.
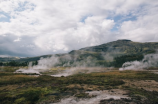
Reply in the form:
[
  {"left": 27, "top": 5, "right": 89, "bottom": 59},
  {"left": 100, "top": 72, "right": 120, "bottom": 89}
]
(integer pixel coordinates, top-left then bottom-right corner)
[
  {"left": 15, "top": 55, "right": 59, "bottom": 74},
  {"left": 51, "top": 67, "right": 112, "bottom": 77},
  {"left": 119, "top": 53, "right": 158, "bottom": 71},
  {"left": 15, "top": 52, "right": 114, "bottom": 76}
]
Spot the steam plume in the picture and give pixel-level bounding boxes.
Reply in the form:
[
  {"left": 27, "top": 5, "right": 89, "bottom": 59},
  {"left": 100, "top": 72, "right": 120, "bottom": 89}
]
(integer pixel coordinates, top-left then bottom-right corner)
[
  {"left": 119, "top": 53, "right": 158, "bottom": 70},
  {"left": 15, "top": 52, "right": 114, "bottom": 76},
  {"left": 15, "top": 55, "right": 59, "bottom": 74}
]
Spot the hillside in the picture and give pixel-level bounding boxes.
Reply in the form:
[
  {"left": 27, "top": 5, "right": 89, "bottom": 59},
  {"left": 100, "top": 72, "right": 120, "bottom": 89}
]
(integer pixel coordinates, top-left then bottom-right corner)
[
  {"left": 60, "top": 39, "right": 158, "bottom": 67},
  {"left": 79, "top": 39, "right": 157, "bottom": 54},
  {"left": 1, "top": 39, "right": 158, "bottom": 67}
]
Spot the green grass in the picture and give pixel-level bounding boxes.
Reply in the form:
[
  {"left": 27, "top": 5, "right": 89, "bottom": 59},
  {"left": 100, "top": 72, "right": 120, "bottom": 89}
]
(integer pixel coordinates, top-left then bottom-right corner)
[
  {"left": 0, "top": 66, "right": 22, "bottom": 72},
  {"left": 1, "top": 67, "right": 158, "bottom": 103},
  {"left": 122, "top": 87, "right": 158, "bottom": 104}
]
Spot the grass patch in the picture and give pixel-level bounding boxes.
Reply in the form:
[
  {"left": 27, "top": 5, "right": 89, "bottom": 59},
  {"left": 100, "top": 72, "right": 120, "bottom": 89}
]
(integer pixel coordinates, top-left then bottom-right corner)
[
  {"left": 0, "top": 74, "right": 37, "bottom": 85},
  {"left": 1, "top": 68, "right": 158, "bottom": 103},
  {"left": 0, "top": 66, "right": 23, "bottom": 72},
  {"left": 123, "top": 87, "right": 158, "bottom": 103}
]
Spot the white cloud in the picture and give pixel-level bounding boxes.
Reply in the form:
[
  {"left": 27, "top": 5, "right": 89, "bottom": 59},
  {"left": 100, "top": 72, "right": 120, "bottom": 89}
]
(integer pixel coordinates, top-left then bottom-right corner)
[
  {"left": 34, "top": 16, "right": 115, "bottom": 52},
  {"left": 0, "top": 14, "right": 6, "bottom": 18},
  {"left": 119, "top": 3, "right": 158, "bottom": 42},
  {"left": 0, "top": 0, "right": 158, "bottom": 56},
  {"left": 14, "top": 37, "right": 21, "bottom": 42}
]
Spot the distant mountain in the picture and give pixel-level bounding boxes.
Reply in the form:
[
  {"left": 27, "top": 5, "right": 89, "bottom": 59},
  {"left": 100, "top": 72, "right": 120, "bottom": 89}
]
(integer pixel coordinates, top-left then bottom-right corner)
[
  {"left": 1, "top": 39, "right": 158, "bottom": 67},
  {"left": 78, "top": 39, "right": 157, "bottom": 54}
]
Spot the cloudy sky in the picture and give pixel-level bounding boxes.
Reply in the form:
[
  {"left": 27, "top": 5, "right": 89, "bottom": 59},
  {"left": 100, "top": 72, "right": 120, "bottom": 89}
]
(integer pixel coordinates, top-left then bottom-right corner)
[{"left": 0, "top": 0, "right": 158, "bottom": 57}]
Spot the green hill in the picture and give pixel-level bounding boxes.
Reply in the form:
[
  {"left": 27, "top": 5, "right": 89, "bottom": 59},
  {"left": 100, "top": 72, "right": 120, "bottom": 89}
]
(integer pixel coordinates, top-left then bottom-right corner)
[
  {"left": 65, "top": 39, "right": 158, "bottom": 66},
  {"left": 79, "top": 39, "right": 157, "bottom": 54}
]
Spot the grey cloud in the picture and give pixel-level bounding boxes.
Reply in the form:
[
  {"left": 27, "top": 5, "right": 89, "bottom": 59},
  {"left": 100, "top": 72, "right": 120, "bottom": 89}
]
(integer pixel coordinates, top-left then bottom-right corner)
[{"left": 0, "top": 34, "right": 40, "bottom": 57}]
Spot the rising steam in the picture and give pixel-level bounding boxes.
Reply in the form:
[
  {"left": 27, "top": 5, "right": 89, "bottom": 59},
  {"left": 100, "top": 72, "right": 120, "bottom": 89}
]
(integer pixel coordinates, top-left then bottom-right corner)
[
  {"left": 119, "top": 53, "right": 158, "bottom": 70},
  {"left": 51, "top": 67, "right": 112, "bottom": 77},
  {"left": 15, "top": 55, "right": 59, "bottom": 74},
  {"left": 15, "top": 52, "right": 113, "bottom": 76}
]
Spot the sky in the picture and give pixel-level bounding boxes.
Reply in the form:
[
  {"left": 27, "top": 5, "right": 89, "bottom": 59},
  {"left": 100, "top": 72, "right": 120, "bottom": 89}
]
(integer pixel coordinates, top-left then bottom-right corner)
[{"left": 0, "top": 0, "right": 158, "bottom": 57}]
